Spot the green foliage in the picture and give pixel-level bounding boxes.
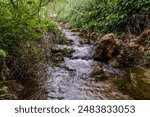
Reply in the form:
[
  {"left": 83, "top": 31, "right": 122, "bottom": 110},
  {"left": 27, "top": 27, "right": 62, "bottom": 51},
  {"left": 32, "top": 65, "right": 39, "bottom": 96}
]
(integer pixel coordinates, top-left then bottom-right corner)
[
  {"left": 0, "top": 49, "right": 6, "bottom": 57},
  {"left": 0, "top": 0, "right": 66, "bottom": 99},
  {"left": 0, "top": 85, "right": 8, "bottom": 94},
  {"left": 54, "top": 0, "right": 150, "bottom": 34},
  {"left": 0, "top": 0, "right": 60, "bottom": 81}
]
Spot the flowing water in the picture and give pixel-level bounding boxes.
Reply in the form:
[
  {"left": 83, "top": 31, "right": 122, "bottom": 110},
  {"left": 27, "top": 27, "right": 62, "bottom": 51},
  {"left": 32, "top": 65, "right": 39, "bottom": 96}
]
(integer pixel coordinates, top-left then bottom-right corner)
[{"left": 46, "top": 28, "right": 131, "bottom": 100}]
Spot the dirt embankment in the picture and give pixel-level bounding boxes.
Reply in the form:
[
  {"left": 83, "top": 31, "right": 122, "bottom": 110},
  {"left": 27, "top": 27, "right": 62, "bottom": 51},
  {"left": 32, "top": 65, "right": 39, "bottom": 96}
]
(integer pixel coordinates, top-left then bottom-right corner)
[
  {"left": 93, "top": 30, "right": 150, "bottom": 67},
  {"left": 92, "top": 30, "right": 150, "bottom": 99}
]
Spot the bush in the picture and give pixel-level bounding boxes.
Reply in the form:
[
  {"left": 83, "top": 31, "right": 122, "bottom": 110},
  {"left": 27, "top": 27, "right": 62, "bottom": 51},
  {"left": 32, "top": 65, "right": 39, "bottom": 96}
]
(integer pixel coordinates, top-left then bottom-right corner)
[
  {"left": 54, "top": 0, "right": 150, "bottom": 34},
  {"left": 0, "top": 0, "right": 62, "bottom": 99}
]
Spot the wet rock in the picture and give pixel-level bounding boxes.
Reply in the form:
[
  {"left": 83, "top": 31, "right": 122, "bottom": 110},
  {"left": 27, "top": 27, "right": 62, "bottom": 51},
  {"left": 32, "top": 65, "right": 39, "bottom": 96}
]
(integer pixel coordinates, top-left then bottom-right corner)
[
  {"left": 94, "top": 65, "right": 126, "bottom": 81},
  {"left": 95, "top": 73, "right": 110, "bottom": 81},
  {"left": 71, "top": 29, "right": 77, "bottom": 32},
  {"left": 79, "top": 35, "right": 96, "bottom": 45},
  {"left": 90, "top": 32, "right": 97, "bottom": 39},
  {"left": 127, "top": 68, "right": 150, "bottom": 99},
  {"left": 80, "top": 29, "right": 87, "bottom": 34},
  {"left": 79, "top": 36, "right": 91, "bottom": 44},
  {"left": 79, "top": 39, "right": 89, "bottom": 44},
  {"left": 92, "top": 66, "right": 103, "bottom": 76},
  {"left": 64, "top": 23, "right": 71, "bottom": 29},
  {"left": 70, "top": 33, "right": 76, "bottom": 36},
  {"left": 63, "top": 48, "right": 74, "bottom": 57},
  {"left": 78, "top": 32, "right": 84, "bottom": 36},
  {"left": 109, "top": 58, "right": 120, "bottom": 67},
  {"left": 93, "top": 33, "right": 121, "bottom": 62},
  {"left": 52, "top": 45, "right": 74, "bottom": 57},
  {"left": 102, "top": 65, "right": 126, "bottom": 76},
  {"left": 51, "top": 53, "right": 64, "bottom": 63}
]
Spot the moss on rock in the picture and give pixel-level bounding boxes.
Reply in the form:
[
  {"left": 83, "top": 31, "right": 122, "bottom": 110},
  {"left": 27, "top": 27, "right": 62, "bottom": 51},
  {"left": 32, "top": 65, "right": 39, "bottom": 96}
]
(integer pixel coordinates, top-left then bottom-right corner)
[{"left": 92, "top": 66, "right": 103, "bottom": 76}]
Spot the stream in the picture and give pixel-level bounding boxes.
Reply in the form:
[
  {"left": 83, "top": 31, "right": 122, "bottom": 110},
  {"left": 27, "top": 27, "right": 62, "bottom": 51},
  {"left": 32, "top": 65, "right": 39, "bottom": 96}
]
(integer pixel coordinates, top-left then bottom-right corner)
[{"left": 45, "top": 28, "right": 132, "bottom": 100}]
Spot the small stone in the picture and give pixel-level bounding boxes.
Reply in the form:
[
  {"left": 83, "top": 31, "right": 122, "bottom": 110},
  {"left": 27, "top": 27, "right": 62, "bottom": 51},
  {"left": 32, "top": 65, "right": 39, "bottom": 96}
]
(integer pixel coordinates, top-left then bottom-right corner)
[
  {"left": 109, "top": 59, "right": 119, "bottom": 67},
  {"left": 95, "top": 73, "right": 109, "bottom": 82},
  {"left": 71, "top": 29, "right": 77, "bottom": 32},
  {"left": 78, "top": 33, "right": 84, "bottom": 36},
  {"left": 92, "top": 66, "right": 103, "bottom": 76},
  {"left": 90, "top": 32, "right": 97, "bottom": 37}
]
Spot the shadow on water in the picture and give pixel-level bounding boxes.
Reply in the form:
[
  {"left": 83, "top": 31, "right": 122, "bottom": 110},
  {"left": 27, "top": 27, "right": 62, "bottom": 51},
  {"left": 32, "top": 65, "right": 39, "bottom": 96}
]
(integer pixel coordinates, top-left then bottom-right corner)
[{"left": 20, "top": 78, "right": 44, "bottom": 100}]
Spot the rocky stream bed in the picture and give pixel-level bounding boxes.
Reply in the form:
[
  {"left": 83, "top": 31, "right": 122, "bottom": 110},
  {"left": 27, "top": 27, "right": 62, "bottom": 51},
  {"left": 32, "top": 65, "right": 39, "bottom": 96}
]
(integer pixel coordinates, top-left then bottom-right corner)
[{"left": 45, "top": 28, "right": 134, "bottom": 100}]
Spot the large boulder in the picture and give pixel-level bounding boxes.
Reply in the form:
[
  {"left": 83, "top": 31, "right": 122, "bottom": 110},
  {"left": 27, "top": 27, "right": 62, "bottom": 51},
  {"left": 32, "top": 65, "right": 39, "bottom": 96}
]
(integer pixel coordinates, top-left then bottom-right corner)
[
  {"left": 93, "top": 33, "right": 121, "bottom": 62},
  {"left": 126, "top": 68, "right": 150, "bottom": 99},
  {"left": 93, "top": 32, "right": 146, "bottom": 67}
]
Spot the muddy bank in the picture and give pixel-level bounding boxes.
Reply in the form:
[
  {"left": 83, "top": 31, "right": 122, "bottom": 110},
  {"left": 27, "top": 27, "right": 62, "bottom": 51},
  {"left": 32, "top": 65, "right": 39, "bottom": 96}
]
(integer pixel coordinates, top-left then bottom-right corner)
[{"left": 93, "top": 30, "right": 150, "bottom": 67}]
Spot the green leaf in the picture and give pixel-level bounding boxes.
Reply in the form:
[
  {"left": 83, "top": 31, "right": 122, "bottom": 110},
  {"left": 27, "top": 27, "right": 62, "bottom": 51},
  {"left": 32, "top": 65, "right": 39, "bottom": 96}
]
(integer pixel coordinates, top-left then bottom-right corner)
[
  {"left": 26, "top": 19, "right": 37, "bottom": 28},
  {"left": 0, "top": 49, "right": 7, "bottom": 57},
  {"left": 0, "top": 86, "right": 8, "bottom": 94},
  {"left": 32, "top": 32, "right": 43, "bottom": 39}
]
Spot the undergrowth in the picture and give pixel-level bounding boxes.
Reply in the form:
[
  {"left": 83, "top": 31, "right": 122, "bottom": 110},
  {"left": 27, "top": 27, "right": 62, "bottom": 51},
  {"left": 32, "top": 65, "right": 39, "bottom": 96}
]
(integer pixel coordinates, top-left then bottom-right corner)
[
  {"left": 52, "top": 0, "right": 150, "bottom": 35},
  {"left": 0, "top": 0, "right": 63, "bottom": 99}
]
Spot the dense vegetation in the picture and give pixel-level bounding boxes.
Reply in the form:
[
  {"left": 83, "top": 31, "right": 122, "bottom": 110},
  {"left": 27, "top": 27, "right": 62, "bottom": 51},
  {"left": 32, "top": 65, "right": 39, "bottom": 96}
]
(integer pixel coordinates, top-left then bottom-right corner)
[
  {"left": 54, "top": 0, "right": 150, "bottom": 35},
  {"left": 0, "top": 0, "right": 63, "bottom": 99}
]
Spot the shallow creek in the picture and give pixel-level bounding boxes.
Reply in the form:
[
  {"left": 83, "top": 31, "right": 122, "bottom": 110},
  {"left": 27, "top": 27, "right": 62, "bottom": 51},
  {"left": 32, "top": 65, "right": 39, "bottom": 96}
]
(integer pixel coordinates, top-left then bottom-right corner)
[{"left": 46, "top": 28, "right": 132, "bottom": 100}]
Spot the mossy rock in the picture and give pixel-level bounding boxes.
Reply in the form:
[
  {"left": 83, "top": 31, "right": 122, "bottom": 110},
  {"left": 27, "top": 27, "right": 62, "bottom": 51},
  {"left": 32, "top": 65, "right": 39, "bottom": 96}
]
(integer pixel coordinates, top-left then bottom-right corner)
[
  {"left": 127, "top": 68, "right": 150, "bottom": 99},
  {"left": 62, "top": 48, "right": 74, "bottom": 57},
  {"left": 115, "top": 78, "right": 130, "bottom": 93},
  {"left": 92, "top": 66, "right": 103, "bottom": 76},
  {"left": 95, "top": 73, "right": 110, "bottom": 82}
]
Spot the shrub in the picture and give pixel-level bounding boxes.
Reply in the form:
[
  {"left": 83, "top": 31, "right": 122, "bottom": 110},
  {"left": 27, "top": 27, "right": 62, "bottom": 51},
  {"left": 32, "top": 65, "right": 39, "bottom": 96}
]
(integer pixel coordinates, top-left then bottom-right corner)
[
  {"left": 0, "top": 0, "right": 62, "bottom": 99},
  {"left": 54, "top": 0, "right": 150, "bottom": 34}
]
